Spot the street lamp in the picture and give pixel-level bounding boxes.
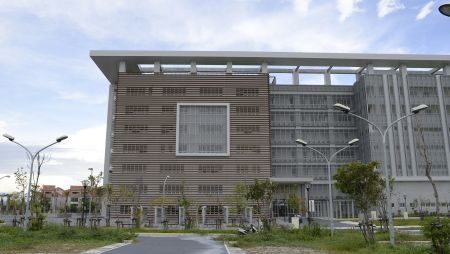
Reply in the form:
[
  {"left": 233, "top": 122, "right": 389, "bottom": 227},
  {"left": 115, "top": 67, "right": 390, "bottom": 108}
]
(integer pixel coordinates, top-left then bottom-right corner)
[
  {"left": 88, "top": 168, "right": 93, "bottom": 221},
  {"left": 439, "top": 3, "right": 450, "bottom": 17},
  {"left": 305, "top": 183, "right": 311, "bottom": 224},
  {"left": 81, "top": 179, "right": 89, "bottom": 227},
  {"left": 2, "top": 133, "right": 68, "bottom": 230},
  {"left": 162, "top": 175, "right": 170, "bottom": 225},
  {"left": 0, "top": 175, "right": 11, "bottom": 181},
  {"left": 295, "top": 137, "right": 359, "bottom": 236},
  {"left": 334, "top": 103, "right": 427, "bottom": 246}
]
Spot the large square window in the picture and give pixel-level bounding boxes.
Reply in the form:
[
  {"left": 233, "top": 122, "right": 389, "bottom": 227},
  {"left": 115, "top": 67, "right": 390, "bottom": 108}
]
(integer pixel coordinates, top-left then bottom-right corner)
[{"left": 176, "top": 103, "right": 230, "bottom": 156}]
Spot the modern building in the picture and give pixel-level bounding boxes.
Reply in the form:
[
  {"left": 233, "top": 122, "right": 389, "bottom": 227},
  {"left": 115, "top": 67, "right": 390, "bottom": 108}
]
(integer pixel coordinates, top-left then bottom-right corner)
[{"left": 91, "top": 51, "right": 450, "bottom": 223}]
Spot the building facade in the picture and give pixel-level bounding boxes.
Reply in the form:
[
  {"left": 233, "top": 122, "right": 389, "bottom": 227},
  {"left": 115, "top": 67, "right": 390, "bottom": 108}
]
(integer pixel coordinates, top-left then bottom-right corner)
[{"left": 91, "top": 51, "right": 450, "bottom": 223}]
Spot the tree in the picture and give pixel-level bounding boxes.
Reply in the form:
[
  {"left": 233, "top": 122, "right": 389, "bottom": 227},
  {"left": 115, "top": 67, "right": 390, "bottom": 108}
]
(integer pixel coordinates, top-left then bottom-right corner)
[
  {"left": 416, "top": 119, "right": 449, "bottom": 253},
  {"left": 179, "top": 192, "right": 192, "bottom": 229},
  {"left": 88, "top": 171, "right": 103, "bottom": 223},
  {"left": 246, "top": 179, "right": 277, "bottom": 231},
  {"left": 14, "top": 167, "right": 27, "bottom": 215},
  {"left": 224, "top": 182, "right": 248, "bottom": 226},
  {"left": 334, "top": 161, "right": 384, "bottom": 245},
  {"left": 287, "top": 192, "right": 300, "bottom": 214}
]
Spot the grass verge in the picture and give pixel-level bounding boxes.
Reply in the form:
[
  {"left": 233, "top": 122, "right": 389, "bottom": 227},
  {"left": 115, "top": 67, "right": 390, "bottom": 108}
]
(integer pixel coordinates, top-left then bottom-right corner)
[
  {"left": 0, "top": 224, "right": 135, "bottom": 253},
  {"left": 216, "top": 227, "right": 431, "bottom": 254}
]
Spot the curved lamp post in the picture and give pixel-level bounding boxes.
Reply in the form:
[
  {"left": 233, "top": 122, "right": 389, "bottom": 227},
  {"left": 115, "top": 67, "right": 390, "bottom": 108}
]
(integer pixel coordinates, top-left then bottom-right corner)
[
  {"left": 81, "top": 179, "right": 89, "bottom": 227},
  {"left": 0, "top": 175, "right": 11, "bottom": 181},
  {"left": 333, "top": 103, "right": 428, "bottom": 246},
  {"left": 2, "top": 133, "right": 68, "bottom": 230},
  {"left": 439, "top": 3, "right": 450, "bottom": 17},
  {"left": 295, "top": 137, "right": 359, "bottom": 237}
]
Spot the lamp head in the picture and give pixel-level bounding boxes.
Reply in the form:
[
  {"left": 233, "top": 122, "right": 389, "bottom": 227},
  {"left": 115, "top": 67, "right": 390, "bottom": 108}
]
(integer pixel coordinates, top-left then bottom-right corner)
[
  {"left": 166, "top": 175, "right": 170, "bottom": 179},
  {"left": 348, "top": 138, "right": 359, "bottom": 146},
  {"left": 56, "top": 135, "right": 68, "bottom": 142},
  {"left": 411, "top": 104, "right": 428, "bottom": 114},
  {"left": 88, "top": 168, "right": 93, "bottom": 171},
  {"left": 295, "top": 139, "right": 307, "bottom": 146},
  {"left": 81, "top": 180, "right": 89, "bottom": 187},
  {"left": 305, "top": 183, "right": 311, "bottom": 190},
  {"left": 2, "top": 133, "right": 15, "bottom": 141},
  {"left": 333, "top": 103, "right": 351, "bottom": 114},
  {"left": 439, "top": 3, "right": 450, "bottom": 17}
]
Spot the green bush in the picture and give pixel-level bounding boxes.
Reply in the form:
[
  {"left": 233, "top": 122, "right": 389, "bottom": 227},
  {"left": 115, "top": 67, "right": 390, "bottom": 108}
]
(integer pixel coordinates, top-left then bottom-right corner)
[{"left": 422, "top": 218, "right": 450, "bottom": 254}]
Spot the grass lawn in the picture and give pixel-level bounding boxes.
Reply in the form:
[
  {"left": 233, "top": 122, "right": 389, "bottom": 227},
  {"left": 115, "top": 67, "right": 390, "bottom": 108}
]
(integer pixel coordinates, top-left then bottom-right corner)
[
  {"left": 0, "top": 224, "right": 135, "bottom": 253},
  {"left": 217, "top": 227, "right": 432, "bottom": 254}
]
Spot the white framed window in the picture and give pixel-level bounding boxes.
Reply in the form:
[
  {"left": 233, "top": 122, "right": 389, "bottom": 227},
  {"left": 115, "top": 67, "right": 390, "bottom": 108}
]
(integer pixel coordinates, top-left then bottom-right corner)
[{"left": 176, "top": 103, "right": 230, "bottom": 156}]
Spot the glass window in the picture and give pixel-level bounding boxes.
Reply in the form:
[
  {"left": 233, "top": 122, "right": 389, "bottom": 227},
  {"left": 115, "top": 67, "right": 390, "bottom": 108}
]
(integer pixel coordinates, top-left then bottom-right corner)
[{"left": 177, "top": 103, "right": 229, "bottom": 156}]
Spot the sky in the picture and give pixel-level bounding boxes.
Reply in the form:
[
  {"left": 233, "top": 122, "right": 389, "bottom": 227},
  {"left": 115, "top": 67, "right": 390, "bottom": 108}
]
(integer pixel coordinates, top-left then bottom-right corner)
[{"left": 0, "top": 0, "right": 449, "bottom": 193}]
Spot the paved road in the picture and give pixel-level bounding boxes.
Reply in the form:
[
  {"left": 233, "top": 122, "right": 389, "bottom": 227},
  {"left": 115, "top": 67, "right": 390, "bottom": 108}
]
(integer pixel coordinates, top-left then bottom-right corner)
[{"left": 103, "top": 234, "right": 228, "bottom": 254}]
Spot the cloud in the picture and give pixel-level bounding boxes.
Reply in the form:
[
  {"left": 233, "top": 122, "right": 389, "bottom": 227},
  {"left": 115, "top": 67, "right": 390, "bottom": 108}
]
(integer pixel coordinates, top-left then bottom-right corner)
[
  {"left": 337, "top": 0, "right": 364, "bottom": 22},
  {"left": 52, "top": 124, "right": 106, "bottom": 164},
  {"left": 377, "top": 0, "right": 405, "bottom": 18},
  {"left": 416, "top": 1, "right": 435, "bottom": 20},
  {"left": 293, "top": 0, "right": 312, "bottom": 15}
]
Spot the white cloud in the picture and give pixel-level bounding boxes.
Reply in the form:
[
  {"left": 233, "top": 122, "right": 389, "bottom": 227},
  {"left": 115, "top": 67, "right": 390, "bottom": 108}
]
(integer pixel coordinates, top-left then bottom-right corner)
[
  {"left": 416, "top": 1, "right": 434, "bottom": 20},
  {"left": 52, "top": 124, "right": 106, "bottom": 164},
  {"left": 293, "top": 0, "right": 312, "bottom": 14},
  {"left": 377, "top": 0, "right": 405, "bottom": 18},
  {"left": 337, "top": 0, "right": 364, "bottom": 22}
]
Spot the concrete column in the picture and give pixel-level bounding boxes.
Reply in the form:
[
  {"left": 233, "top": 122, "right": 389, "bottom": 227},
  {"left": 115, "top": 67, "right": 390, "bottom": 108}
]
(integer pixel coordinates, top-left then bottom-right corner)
[
  {"left": 190, "top": 61, "right": 197, "bottom": 74},
  {"left": 154, "top": 61, "right": 161, "bottom": 73},
  {"left": 292, "top": 70, "right": 299, "bottom": 85},
  {"left": 435, "top": 76, "right": 450, "bottom": 176},
  {"left": 178, "top": 207, "right": 185, "bottom": 225},
  {"left": 103, "top": 83, "right": 116, "bottom": 184},
  {"left": 245, "top": 207, "right": 253, "bottom": 224},
  {"left": 367, "top": 64, "right": 374, "bottom": 74},
  {"left": 202, "top": 206, "right": 206, "bottom": 225},
  {"left": 226, "top": 62, "right": 232, "bottom": 74},
  {"left": 443, "top": 65, "right": 450, "bottom": 75},
  {"left": 223, "top": 206, "right": 229, "bottom": 224},
  {"left": 324, "top": 71, "right": 331, "bottom": 86},
  {"left": 119, "top": 61, "right": 126, "bottom": 72},
  {"left": 400, "top": 65, "right": 418, "bottom": 176},
  {"left": 260, "top": 62, "right": 268, "bottom": 74},
  {"left": 382, "top": 74, "right": 397, "bottom": 177},
  {"left": 130, "top": 206, "right": 134, "bottom": 221},
  {"left": 392, "top": 74, "right": 407, "bottom": 177}
]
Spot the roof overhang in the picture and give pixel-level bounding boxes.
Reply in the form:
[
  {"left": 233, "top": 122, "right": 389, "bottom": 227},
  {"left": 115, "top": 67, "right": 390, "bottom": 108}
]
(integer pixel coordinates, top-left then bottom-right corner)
[{"left": 90, "top": 50, "right": 450, "bottom": 84}]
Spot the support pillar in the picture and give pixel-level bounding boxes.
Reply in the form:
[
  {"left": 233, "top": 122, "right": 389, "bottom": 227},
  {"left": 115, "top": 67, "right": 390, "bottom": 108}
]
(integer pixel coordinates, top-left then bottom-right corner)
[
  {"left": 293, "top": 70, "right": 299, "bottom": 85},
  {"left": 190, "top": 61, "right": 197, "bottom": 74},
  {"left": 400, "top": 65, "right": 418, "bottom": 176},
  {"left": 226, "top": 62, "right": 232, "bottom": 74},
  {"left": 119, "top": 61, "right": 126, "bottom": 72},
  {"left": 443, "top": 65, "right": 450, "bottom": 75},
  {"left": 382, "top": 74, "right": 397, "bottom": 177},
  {"left": 179, "top": 207, "right": 185, "bottom": 225},
  {"left": 436, "top": 76, "right": 450, "bottom": 176},
  {"left": 223, "top": 206, "right": 229, "bottom": 224},
  {"left": 260, "top": 62, "right": 268, "bottom": 74},
  {"left": 202, "top": 206, "right": 206, "bottom": 225},
  {"left": 392, "top": 74, "right": 408, "bottom": 177},
  {"left": 154, "top": 61, "right": 161, "bottom": 73}
]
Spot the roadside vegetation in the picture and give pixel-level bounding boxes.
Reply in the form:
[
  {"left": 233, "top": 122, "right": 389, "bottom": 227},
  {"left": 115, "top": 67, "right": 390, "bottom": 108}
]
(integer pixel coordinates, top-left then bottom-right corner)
[
  {"left": 0, "top": 224, "right": 135, "bottom": 253},
  {"left": 217, "top": 225, "right": 430, "bottom": 254}
]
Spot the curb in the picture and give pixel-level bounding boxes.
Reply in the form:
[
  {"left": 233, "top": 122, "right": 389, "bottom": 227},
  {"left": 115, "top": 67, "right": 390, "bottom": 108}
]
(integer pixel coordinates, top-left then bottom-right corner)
[{"left": 80, "top": 240, "right": 133, "bottom": 254}]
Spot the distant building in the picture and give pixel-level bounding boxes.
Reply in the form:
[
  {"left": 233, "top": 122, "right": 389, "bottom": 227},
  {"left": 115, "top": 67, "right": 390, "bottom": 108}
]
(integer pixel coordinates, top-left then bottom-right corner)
[{"left": 91, "top": 51, "right": 450, "bottom": 223}]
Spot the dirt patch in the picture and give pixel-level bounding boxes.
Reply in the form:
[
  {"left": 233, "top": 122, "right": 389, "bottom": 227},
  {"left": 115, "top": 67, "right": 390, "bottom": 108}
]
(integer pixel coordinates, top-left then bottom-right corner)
[{"left": 244, "top": 246, "right": 326, "bottom": 254}]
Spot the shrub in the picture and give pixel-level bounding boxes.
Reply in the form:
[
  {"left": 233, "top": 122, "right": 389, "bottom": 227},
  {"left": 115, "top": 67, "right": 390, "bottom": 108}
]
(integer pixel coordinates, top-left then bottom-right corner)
[{"left": 422, "top": 218, "right": 450, "bottom": 254}]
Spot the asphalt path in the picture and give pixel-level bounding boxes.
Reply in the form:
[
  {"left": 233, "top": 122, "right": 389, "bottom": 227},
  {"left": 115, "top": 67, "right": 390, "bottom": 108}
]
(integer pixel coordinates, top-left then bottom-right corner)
[{"left": 103, "top": 234, "right": 228, "bottom": 254}]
